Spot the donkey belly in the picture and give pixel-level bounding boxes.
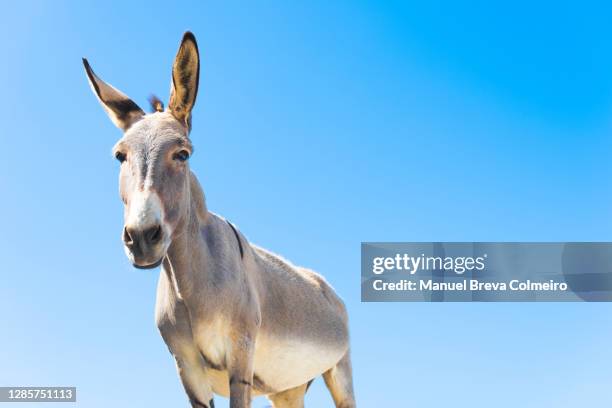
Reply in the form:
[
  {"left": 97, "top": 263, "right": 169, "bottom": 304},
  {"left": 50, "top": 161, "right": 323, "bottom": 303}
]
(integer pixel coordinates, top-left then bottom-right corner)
[
  {"left": 205, "top": 335, "right": 345, "bottom": 397},
  {"left": 252, "top": 333, "right": 347, "bottom": 393}
]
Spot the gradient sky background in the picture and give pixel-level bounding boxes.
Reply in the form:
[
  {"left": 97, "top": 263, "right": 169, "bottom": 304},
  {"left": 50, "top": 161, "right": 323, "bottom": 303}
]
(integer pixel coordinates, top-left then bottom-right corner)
[{"left": 2, "top": 1, "right": 612, "bottom": 407}]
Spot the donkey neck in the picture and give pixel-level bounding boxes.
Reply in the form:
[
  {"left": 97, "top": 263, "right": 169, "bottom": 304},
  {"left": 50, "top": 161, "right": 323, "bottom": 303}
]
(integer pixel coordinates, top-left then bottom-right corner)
[
  {"left": 162, "top": 170, "right": 212, "bottom": 299},
  {"left": 186, "top": 170, "right": 209, "bottom": 227}
]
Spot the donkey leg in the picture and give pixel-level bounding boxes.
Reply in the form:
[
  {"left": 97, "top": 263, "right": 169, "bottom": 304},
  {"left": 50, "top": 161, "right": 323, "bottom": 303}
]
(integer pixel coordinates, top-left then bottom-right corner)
[
  {"left": 323, "top": 350, "right": 356, "bottom": 408},
  {"left": 157, "top": 279, "right": 215, "bottom": 407},
  {"left": 227, "top": 331, "right": 257, "bottom": 408},
  {"left": 267, "top": 383, "right": 309, "bottom": 408},
  {"left": 174, "top": 354, "right": 215, "bottom": 408}
]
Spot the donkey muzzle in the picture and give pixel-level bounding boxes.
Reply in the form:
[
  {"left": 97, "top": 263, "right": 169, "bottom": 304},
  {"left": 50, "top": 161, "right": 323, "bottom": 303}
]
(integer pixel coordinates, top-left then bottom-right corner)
[{"left": 123, "top": 224, "right": 166, "bottom": 268}]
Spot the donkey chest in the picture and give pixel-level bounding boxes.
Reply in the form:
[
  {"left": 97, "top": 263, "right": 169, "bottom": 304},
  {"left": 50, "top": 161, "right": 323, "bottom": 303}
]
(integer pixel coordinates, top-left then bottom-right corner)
[{"left": 193, "top": 317, "right": 231, "bottom": 370}]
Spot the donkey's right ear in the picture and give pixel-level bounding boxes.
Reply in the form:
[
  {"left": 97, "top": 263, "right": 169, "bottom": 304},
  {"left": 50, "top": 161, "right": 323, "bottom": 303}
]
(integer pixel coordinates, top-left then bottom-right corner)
[{"left": 82, "top": 58, "right": 144, "bottom": 131}]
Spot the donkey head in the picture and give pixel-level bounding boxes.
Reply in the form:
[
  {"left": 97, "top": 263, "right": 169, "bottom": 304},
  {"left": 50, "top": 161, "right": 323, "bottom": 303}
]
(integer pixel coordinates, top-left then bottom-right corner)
[{"left": 84, "top": 32, "right": 200, "bottom": 269}]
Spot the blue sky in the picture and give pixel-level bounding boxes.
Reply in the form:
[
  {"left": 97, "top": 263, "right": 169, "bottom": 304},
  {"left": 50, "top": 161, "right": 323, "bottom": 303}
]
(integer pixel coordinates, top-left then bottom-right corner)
[{"left": 2, "top": 1, "right": 612, "bottom": 406}]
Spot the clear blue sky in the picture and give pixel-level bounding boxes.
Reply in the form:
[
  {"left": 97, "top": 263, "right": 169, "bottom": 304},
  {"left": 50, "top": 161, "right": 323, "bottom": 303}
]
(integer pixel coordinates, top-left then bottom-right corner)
[{"left": 2, "top": 1, "right": 612, "bottom": 407}]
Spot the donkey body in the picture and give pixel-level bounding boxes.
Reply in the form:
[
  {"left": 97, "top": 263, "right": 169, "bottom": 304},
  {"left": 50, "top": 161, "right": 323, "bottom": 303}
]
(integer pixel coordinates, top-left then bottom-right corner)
[{"left": 84, "top": 32, "right": 355, "bottom": 408}]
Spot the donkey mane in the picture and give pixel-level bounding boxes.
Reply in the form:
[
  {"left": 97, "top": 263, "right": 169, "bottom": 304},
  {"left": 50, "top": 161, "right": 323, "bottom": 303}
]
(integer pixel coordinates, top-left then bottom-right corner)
[{"left": 148, "top": 95, "right": 165, "bottom": 113}]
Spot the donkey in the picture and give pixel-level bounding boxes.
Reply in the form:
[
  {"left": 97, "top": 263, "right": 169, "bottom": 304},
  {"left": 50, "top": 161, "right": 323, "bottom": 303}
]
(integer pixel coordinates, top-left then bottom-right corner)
[{"left": 83, "top": 32, "right": 355, "bottom": 408}]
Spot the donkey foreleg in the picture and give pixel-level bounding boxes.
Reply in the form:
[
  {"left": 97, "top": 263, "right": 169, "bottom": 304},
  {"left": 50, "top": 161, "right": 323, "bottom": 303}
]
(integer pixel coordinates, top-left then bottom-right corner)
[
  {"left": 227, "top": 329, "right": 257, "bottom": 408},
  {"left": 174, "top": 353, "right": 215, "bottom": 408},
  {"left": 156, "top": 277, "right": 215, "bottom": 407}
]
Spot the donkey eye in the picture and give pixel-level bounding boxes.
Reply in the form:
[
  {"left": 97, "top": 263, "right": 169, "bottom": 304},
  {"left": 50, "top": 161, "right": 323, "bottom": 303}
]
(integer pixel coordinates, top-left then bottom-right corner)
[
  {"left": 174, "top": 150, "right": 190, "bottom": 162},
  {"left": 115, "top": 151, "right": 127, "bottom": 163}
]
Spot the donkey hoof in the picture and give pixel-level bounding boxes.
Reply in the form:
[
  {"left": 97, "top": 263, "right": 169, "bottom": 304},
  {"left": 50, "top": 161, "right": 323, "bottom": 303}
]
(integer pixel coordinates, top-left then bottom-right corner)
[{"left": 190, "top": 398, "right": 214, "bottom": 408}]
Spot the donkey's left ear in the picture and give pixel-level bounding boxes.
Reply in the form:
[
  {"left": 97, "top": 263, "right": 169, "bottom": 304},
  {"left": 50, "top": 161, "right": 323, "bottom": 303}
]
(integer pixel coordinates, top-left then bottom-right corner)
[
  {"left": 82, "top": 58, "right": 144, "bottom": 131},
  {"left": 168, "top": 32, "right": 200, "bottom": 130}
]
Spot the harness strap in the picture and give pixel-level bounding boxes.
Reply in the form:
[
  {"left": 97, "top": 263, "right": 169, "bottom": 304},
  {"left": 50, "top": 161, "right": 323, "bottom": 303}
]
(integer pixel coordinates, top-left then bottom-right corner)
[{"left": 226, "top": 220, "right": 244, "bottom": 259}]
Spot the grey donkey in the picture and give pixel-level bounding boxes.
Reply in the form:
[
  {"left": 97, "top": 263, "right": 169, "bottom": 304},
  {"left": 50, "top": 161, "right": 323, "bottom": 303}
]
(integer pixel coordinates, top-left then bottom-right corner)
[{"left": 83, "top": 32, "right": 355, "bottom": 408}]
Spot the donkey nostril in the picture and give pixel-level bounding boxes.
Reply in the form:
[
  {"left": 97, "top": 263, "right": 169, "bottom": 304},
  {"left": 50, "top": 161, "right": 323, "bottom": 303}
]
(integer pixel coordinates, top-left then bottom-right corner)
[
  {"left": 123, "top": 227, "right": 134, "bottom": 245},
  {"left": 147, "top": 225, "right": 163, "bottom": 245}
]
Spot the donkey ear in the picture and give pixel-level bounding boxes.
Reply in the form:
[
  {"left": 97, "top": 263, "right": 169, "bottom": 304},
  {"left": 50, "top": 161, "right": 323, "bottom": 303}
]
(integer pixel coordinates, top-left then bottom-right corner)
[
  {"left": 82, "top": 58, "right": 144, "bottom": 131},
  {"left": 168, "top": 32, "right": 200, "bottom": 130}
]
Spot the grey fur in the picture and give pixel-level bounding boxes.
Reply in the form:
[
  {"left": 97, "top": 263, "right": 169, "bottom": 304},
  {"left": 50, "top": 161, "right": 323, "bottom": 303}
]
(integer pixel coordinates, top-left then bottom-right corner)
[{"left": 84, "top": 32, "right": 356, "bottom": 408}]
